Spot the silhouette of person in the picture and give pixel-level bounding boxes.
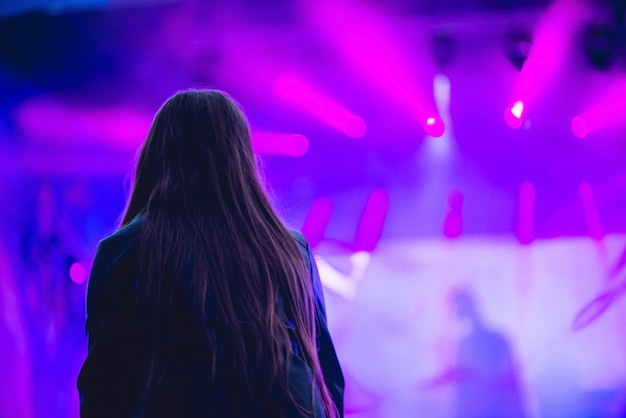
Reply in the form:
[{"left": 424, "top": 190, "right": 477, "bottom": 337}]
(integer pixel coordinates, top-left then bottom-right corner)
[{"left": 449, "top": 288, "right": 527, "bottom": 418}]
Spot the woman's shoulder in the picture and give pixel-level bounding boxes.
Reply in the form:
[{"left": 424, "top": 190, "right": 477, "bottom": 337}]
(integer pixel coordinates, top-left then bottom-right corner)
[
  {"left": 85, "top": 216, "right": 144, "bottom": 338},
  {"left": 289, "top": 229, "right": 309, "bottom": 252},
  {"left": 96, "top": 216, "right": 144, "bottom": 264}
]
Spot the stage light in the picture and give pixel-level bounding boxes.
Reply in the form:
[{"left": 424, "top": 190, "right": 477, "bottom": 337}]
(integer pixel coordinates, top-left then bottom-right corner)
[
  {"left": 430, "top": 74, "right": 452, "bottom": 144},
  {"left": 424, "top": 116, "right": 445, "bottom": 138},
  {"left": 307, "top": 0, "right": 443, "bottom": 137},
  {"left": 583, "top": 23, "right": 617, "bottom": 71},
  {"left": 432, "top": 32, "right": 457, "bottom": 70},
  {"left": 505, "top": 28, "right": 532, "bottom": 71},
  {"left": 505, "top": 0, "right": 585, "bottom": 129}
]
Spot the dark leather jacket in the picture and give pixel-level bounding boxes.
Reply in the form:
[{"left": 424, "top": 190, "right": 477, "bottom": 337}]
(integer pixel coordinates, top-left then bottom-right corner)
[{"left": 77, "top": 217, "right": 344, "bottom": 417}]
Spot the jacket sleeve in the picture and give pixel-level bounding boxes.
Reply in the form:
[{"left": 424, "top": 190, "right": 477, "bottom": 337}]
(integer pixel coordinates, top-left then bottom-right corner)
[
  {"left": 304, "top": 240, "right": 346, "bottom": 417},
  {"left": 77, "top": 241, "right": 141, "bottom": 418},
  {"left": 84, "top": 241, "right": 109, "bottom": 348}
]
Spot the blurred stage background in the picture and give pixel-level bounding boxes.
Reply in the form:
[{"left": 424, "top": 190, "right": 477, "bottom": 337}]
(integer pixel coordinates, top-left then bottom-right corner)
[{"left": 2, "top": 0, "right": 626, "bottom": 416}]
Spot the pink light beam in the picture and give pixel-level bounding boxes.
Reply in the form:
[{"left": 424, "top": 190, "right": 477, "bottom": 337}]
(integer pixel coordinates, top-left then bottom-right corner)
[
  {"left": 505, "top": 100, "right": 526, "bottom": 129},
  {"left": 306, "top": 0, "right": 444, "bottom": 137},
  {"left": 353, "top": 189, "right": 390, "bottom": 252},
  {"left": 272, "top": 72, "right": 366, "bottom": 138},
  {"left": 301, "top": 197, "right": 335, "bottom": 248},
  {"left": 571, "top": 78, "right": 626, "bottom": 138},
  {"left": 505, "top": 0, "right": 587, "bottom": 128},
  {"left": 17, "top": 98, "right": 311, "bottom": 158},
  {"left": 425, "top": 115, "right": 445, "bottom": 138},
  {"left": 251, "top": 130, "right": 310, "bottom": 157}
]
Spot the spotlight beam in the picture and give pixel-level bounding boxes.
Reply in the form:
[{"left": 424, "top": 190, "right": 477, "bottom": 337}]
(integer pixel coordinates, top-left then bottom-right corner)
[
  {"left": 301, "top": 197, "right": 335, "bottom": 248},
  {"left": 306, "top": 0, "right": 444, "bottom": 137},
  {"left": 272, "top": 72, "right": 367, "bottom": 138},
  {"left": 251, "top": 130, "right": 310, "bottom": 157},
  {"left": 353, "top": 189, "right": 390, "bottom": 252},
  {"left": 571, "top": 78, "right": 626, "bottom": 138},
  {"left": 505, "top": 0, "right": 586, "bottom": 128}
]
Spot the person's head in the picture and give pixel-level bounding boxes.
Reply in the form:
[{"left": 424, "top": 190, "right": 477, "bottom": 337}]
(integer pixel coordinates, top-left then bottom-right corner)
[
  {"left": 121, "top": 89, "right": 337, "bottom": 418},
  {"left": 449, "top": 287, "right": 480, "bottom": 323},
  {"left": 122, "top": 89, "right": 259, "bottom": 224}
]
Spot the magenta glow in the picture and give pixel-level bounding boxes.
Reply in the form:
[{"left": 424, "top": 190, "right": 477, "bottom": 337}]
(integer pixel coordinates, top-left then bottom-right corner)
[
  {"left": 252, "top": 130, "right": 309, "bottom": 157},
  {"left": 505, "top": 101, "right": 525, "bottom": 129},
  {"left": 272, "top": 72, "right": 366, "bottom": 138},
  {"left": 15, "top": 97, "right": 152, "bottom": 149},
  {"left": 301, "top": 197, "right": 335, "bottom": 247},
  {"left": 425, "top": 116, "right": 445, "bottom": 137},
  {"left": 571, "top": 78, "right": 626, "bottom": 138},
  {"left": 69, "top": 262, "right": 87, "bottom": 285},
  {"left": 306, "top": 0, "right": 444, "bottom": 137},
  {"left": 353, "top": 189, "right": 390, "bottom": 252},
  {"left": 505, "top": 0, "right": 586, "bottom": 128},
  {"left": 571, "top": 116, "right": 589, "bottom": 139}
]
